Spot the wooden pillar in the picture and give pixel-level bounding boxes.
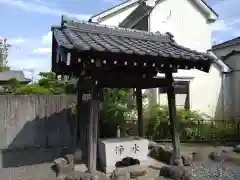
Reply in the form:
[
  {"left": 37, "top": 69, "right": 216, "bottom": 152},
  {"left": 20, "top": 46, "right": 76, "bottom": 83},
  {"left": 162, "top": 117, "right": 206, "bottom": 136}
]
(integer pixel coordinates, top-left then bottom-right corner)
[
  {"left": 87, "top": 91, "right": 100, "bottom": 173},
  {"left": 74, "top": 78, "right": 87, "bottom": 164},
  {"left": 165, "top": 72, "right": 181, "bottom": 164},
  {"left": 74, "top": 87, "right": 81, "bottom": 148},
  {"left": 136, "top": 88, "right": 144, "bottom": 137}
]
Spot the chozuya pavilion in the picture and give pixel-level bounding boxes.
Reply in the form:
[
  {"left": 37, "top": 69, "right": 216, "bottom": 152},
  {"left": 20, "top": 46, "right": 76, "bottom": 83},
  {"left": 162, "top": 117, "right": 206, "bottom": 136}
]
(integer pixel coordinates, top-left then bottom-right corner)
[{"left": 51, "top": 16, "right": 214, "bottom": 174}]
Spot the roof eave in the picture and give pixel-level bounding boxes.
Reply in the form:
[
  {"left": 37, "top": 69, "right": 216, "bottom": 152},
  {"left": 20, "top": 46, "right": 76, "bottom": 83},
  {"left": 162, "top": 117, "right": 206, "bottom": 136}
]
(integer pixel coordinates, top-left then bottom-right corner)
[
  {"left": 212, "top": 37, "right": 240, "bottom": 51},
  {"left": 197, "top": 0, "right": 218, "bottom": 21},
  {"left": 207, "top": 50, "right": 231, "bottom": 73},
  {"left": 119, "top": 3, "right": 152, "bottom": 28},
  {"left": 90, "top": 0, "right": 142, "bottom": 23}
]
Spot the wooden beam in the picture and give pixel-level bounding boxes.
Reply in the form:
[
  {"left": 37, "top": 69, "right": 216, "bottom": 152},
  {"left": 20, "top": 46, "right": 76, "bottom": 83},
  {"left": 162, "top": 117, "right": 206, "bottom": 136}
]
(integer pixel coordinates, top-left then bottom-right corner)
[
  {"left": 98, "top": 76, "right": 168, "bottom": 89},
  {"left": 165, "top": 71, "right": 181, "bottom": 165},
  {"left": 74, "top": 75, "right": 169, "bottom": 89},
  {"left": 136, "top": 88, "right": 144, "bottom": 137}
]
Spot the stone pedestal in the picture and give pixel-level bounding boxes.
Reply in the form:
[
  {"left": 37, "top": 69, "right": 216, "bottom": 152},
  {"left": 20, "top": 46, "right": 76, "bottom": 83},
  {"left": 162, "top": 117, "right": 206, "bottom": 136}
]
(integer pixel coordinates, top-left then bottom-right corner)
[{"left": 98, "top": 137, "right": 149, "bottom": 174}]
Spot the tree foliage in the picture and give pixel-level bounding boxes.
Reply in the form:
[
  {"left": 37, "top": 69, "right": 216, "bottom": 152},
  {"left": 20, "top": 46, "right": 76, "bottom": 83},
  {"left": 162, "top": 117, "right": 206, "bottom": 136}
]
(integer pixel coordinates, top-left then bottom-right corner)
[
  {"left": 102, "top": 88, "right": 136, "bottom": 121},
  {"left": 2, "top": 78, "right": 21, "bottom": 93},
  {"left": 13, "top": 84, "right": 52, "bottom": 94},
  {"left": 38, "top": 72, "right": 66, "bottom": 94},
  {"left": 0, "top": 65, "right": 10, "bottom": 71},
  {"left": 5, "top": 72, "right": 76, "bottom": 94},
  {"left": 145, "top": 104, "right": 212, "bottom": 140},
  {"left": 100, "top": 88, "right": 136, "bottom": 138}
]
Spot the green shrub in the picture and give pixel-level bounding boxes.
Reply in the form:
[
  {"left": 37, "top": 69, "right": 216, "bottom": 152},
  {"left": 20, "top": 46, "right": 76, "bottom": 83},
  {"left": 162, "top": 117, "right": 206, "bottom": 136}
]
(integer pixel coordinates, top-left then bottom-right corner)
[
  {"left": 0, "top": 65, "right": 10, "bottom": 71},
  {"left": 100, "top": 88, "right": 136, "bottom": 138},
  {"left": 145, "top": 104, "right": 212, "bottom": 140}
]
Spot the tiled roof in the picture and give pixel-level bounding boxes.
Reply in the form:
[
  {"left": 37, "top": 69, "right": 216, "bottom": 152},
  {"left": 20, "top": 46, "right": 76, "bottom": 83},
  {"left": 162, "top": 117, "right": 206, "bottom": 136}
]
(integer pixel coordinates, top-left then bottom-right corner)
[
  {"left": 212, "top": 37, "right": 240, "bottom": 50},
  {"left": 52, "top": 20, "right": 214, "bottom": 71},
  {"left": 221, "top": 50, "right": 240, "bottom": 60},
  {"left": 0, "top": 70, "right": 31, "bottom": 82}
]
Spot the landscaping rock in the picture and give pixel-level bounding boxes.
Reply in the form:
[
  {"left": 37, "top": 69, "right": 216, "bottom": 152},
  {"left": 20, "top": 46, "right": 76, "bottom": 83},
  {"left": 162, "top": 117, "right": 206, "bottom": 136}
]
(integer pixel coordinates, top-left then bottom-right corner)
[
  {"left": 153, "top": 147, "right": 172, "bottom": 164},
  {"left": 208, "top": 151, "right": 232, "bottom": 162},
  {"left": 233, "top": 145, "right": 240, "bottom": 153},
  {"left": 54, "top": 157, "right": 68, "bottom": 166},
  {"left": 56, "top": 166, "right": 74, "bottom": 180},
  {"left": 208, "top": 151, "right": 222, "bottom": 162},
  {"left": 64, "top": 154, "right": 74, "bottom": 164},
  {"left": 159, "top": 165, "right": 191, "bottom": 180},
  {"left": 171, "top": 157, "right": 183, "bottom": 166},
  {"left": 218, "top": 146, "right": 234, "bottom": 153},
  {"left": 74, "top": 164, "right": 88, "bottom": 172},
  {"left": 130, "top": 169, "right": 147, "bottom": 178},
  {"left": 54, "top": 157, "right": 75, "bottom": 179},
  {"left": 115, "top": 157, "right": 140, "bottom": 167},
  {"left": 154, "top": 145, "right": 166, "bottom": 152},
  {"left": 181, "top": 155, "right": 193, "bottom": 166},
  {"left": 148, "top": 141, "right": 157, "bottom": 149},
  {"left": 64, "top": 154, "right": 74, "bottom": 170},
  {"left": 54, "top": 157, "right": 68, "bottom": 173},
  {"left": 150, "top": 145, "right": 186, "bottom": 166},
  {"left": 114, "top": 165, "right": 147, "bottom": 179},
  {"left": 128, "top": 166, "right": 147, "bottom": 178},
  {"left": 112, "top": 168, "right": 130, "bottom": 180}
]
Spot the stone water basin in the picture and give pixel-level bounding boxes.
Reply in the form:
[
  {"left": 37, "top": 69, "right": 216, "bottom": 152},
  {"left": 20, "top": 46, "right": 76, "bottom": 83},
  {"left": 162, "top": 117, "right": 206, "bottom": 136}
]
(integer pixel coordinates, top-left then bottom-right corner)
[{"left": 98, "top": 136, "right": 149, "bottom": 174}]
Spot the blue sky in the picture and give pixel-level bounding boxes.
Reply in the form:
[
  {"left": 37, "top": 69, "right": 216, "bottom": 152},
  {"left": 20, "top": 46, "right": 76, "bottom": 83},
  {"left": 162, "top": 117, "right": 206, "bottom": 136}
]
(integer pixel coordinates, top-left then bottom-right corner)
[{"left": 0, "top": 0, "right": 239, "bottom": 80}]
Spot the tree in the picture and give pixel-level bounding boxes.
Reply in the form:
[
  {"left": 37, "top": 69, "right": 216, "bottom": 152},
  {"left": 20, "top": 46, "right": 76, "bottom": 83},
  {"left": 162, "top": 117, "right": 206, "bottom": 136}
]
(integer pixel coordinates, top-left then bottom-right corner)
[
  {"left": 0, "top": 65, "right": 9, "bottom": 71},
  {"left": 9, "top": 72, "right": 76, "bottom": 95},
  {"left": 2, "top": 78, "right": 21, "bottom": 93},
  {"left": 0, "top": 38, "right": 11, "bottom": 66},
  {"left": 13, "top": 84, "right": 51, "bottom": 94},
  {"left": 38, "top": 72, "right": 66, "bottom": 94},
  {"left": 102, "top": 88, "right": 136, "bottom": 122}
]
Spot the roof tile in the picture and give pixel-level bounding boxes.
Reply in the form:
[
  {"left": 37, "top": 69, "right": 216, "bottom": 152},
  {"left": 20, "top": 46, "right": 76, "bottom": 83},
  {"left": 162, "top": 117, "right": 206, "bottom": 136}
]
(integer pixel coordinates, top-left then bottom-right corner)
[{"left": 52, "top": 20, "right": 214, "bottom": 71}]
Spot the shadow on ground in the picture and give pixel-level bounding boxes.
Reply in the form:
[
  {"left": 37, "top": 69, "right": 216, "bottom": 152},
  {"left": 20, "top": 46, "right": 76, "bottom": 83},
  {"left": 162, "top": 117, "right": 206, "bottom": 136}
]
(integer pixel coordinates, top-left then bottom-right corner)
[{"left": 1, "top": 108, "right": 76, "bottom": 168}]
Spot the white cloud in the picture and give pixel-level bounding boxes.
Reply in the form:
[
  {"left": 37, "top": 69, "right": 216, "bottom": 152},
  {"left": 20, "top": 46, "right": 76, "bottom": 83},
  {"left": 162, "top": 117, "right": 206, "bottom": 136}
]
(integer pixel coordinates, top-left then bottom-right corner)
[
  {"left": 42, "top": 31, "right": 52, "bottom": 45},
  {"left": 8, "top": 37, "right": 26, "bottom": 45},
  {"left": 211, "top": 0, "right": 240, "bottom": 32},
  {"left": 103, "top": 0, "right": 122, "bottom": 4},
  {"left": 209, "top": 0, "right": 240, "bottom": 43},
  {"left": 32, "top": 47, "right": 51, "bottom": 54},
  {"left": 233, "top": 30, "right": 240, "bottom": 37},
  {"left": 211, "top": 20, "right": 231, "bottom": 32},
  {"left": 9, "top": 58, "right": 50, "bottom": 70},
  {"left": 32, "top": 32, "right": 52, "bottom": 55},
  {"left": 0, "top": 0, "right": 91, "bottom": 20},
  {"left": 8, "top": 56, "right": 51, "bottom": 81}
]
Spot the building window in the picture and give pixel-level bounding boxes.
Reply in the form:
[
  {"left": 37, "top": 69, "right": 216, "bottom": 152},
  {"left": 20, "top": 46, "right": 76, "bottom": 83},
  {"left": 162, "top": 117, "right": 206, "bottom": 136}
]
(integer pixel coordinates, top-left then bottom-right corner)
[{"left": 159, "top": 81, "right": 190, "bottom": 109}]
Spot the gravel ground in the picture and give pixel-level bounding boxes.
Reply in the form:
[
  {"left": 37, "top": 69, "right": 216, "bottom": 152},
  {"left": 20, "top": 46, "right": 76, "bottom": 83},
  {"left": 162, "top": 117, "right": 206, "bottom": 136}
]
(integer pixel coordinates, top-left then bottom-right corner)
[
  {"left": 1, "top": 144, "right": 240, "bottom": 180},
  {"left": 185, "top": 161, "right": 240, "bottom": 180},
  {"left": 0, "top": 147, "right": 62, "bottom": 180},
  {"left": 1, "top": 159, "right": 240, "bottom": 180},
  {"left": 154, "top": 161, "right": 240, "bottom": 180},
  {"left": 156, "top": 143, "right": 240, "bottom": 180},
  {"left": 0, "top": 163, "right": 56, "bottom": 180}
]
